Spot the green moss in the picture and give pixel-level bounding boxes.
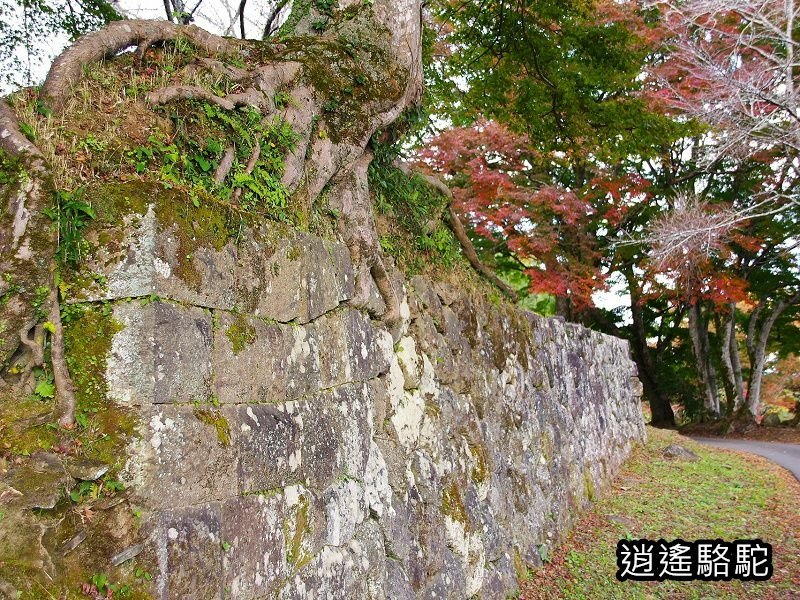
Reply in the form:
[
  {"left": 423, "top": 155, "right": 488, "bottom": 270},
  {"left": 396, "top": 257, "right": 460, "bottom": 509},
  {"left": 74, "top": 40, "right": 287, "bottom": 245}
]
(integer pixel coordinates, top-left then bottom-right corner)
[
  {"left": 63, "top": 302, "right": 137, "bottom": 468},
  {"left": 370, "top": 164, "right": 463, "bottom": 277},
  {"left": 84, "top": 181, "right": 152, "bottom": 225},
  {"left": 157, "top": 193, "right": 233, "bottom": 291},
  {"left": 469, "top": 441, "right": 491, "bottom": 485},
  {"left": 225, "top": 314, "right": 256, "bottom": 355},
  {"left": 583, "top": 466, "right": 596, "bottom": 502},
  {"left": 441, "top": 481, "right": 468, "bottom": 526},
  {"left": 193, "top": 408, "right": 231, "bottom": 446},
  {"left": 75, "top": 182, "right": 247, "bottom": 292},
  {"left": 284, "top": 494, "right": 314, "bottom": 570},
  {"left": 540, "top": 430, "right": 554, "bottom": 465},
  {"left": 0, "top": 395, "right": 59, "bottom": 456},
  {"left": 424, "top": 401, "right": 441, "bottom": 419},
  {"left": 286, "top": 245, "right": 302, "bottom": 261},
  {"left": 276, "top": 0, "right": 314, "bottom": 37}
]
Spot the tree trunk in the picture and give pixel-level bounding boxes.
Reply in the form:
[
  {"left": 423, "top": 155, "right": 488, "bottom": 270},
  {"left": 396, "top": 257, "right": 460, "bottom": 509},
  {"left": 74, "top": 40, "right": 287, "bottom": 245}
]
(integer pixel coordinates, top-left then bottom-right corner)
[
  {"left": 745, "top": 293, "right": 800, "bottom": 418},
  {"left": 687, "top": 301, "right": 720, "bottom": 419},
  {"left": 729, "top": 309, "right": 746, "bottom": 412},
  {"left": 718, "top": 302, "right": 744, "bottom": 413},
  {"left": 624, "top": 267, "right": 675, "bottom": 427}
]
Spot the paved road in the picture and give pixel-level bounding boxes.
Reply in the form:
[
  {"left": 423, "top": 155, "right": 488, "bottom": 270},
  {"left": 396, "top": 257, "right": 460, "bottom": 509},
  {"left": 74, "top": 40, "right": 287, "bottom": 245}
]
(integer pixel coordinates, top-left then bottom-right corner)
[{"left": 692, "top": 437, "right": 800, "bottom": 482}]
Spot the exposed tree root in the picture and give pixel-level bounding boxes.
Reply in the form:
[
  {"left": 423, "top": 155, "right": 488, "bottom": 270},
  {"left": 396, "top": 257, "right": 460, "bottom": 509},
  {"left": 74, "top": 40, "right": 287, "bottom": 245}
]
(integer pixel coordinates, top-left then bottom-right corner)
[
  {"left": 0, "top": 99, "right": 77, "bottom": 428},
  {"left": 394, "top": 162, "right": 519, "bottom": 302},
  {"left": 370, "top": 257, "right": 402, "bottom": 339},
  {"left": 142, "top": 69, "right": 406, "bottom": 326},
  {"left": 331, "top": 153, "right": 403, "bottom": 338},
  {"left": 49, "top": 289, "right": 77, "bottom": 429},
  {"left": 214, "top": 145, "right": 236, "bottom": 184},
  {"left": 194, "top": 57, "right": 251, "bottom": 82},
  {"left": 27, "top": 10, "right": 424, "bottom": 343},
  {"left": 19, "top": 322, "right": 45, "bottom": 382},
  {"left": 42, "top": 19, "right": 242, "bottom": 111},
  {"left": 146, "top": 85, "right": 240, "bottom": 110}
]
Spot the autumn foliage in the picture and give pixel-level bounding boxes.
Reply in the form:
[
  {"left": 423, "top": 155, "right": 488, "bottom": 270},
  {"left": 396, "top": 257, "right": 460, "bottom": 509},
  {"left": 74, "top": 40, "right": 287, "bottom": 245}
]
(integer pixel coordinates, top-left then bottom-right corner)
[{"left": 417, "top": 121, "right": 604, "bottom": 310}]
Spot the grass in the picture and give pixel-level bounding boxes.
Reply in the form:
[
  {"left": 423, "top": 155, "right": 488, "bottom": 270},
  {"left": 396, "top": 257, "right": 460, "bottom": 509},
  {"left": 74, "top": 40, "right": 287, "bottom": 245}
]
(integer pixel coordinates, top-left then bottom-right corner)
[{"left": 520, "top": 427, "right": 800, "bottom": 599}]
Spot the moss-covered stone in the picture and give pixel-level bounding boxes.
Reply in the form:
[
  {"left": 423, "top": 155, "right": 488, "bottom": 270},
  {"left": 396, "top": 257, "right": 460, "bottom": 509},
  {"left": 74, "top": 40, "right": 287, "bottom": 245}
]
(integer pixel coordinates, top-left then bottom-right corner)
[
  {"left": 193, "top": 408, "right": 231, "bottom": 446},
  {"left": 541, "top": 429, "right": 554, "bottom": 466},
  {"left": 469, "top": 440, "right": 491, "bottom": 485},
  {"left": 63, "top": 302, "right": 137, "bottom": 469},
  {"left": 225, "top": 314, "right": 256, "bottom": 355},
  {"left": 284, "top": 493, "right": 314, "bottom": 570},
  {"left": 442, "top": 480, "right": 468, "bottom": 526}
]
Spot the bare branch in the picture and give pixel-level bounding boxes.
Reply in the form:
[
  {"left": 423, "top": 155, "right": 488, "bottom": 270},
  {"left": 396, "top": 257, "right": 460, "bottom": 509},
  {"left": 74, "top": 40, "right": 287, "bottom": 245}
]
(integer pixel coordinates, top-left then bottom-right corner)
[{"left": 263, "top": 0, "right": 290, "bottom": 39}]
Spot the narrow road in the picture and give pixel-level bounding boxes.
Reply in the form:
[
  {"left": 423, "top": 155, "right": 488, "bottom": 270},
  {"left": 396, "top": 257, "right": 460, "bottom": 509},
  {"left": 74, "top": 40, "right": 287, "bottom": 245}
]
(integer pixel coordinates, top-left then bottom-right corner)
[{"left": 692, "top": 437, "right": 800, "bottom": 482}]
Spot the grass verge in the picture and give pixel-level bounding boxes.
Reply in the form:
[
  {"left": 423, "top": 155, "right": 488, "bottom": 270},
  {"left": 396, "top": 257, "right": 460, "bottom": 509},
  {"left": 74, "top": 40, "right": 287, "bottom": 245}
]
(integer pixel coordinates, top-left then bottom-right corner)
[{"left": 519, "top": 427, "right": 800, "bottom": 599}]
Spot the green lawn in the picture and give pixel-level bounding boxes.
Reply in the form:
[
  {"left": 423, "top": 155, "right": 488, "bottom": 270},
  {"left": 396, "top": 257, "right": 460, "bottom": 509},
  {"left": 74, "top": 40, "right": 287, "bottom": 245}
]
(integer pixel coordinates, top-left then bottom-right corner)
[{"left": 520, "top": 427, "right": 800, "bottom": 599}]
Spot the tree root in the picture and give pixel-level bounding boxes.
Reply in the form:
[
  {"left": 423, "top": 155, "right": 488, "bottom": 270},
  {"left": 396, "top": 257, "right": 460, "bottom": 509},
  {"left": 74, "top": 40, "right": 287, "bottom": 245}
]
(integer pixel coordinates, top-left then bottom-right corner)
[
  {"left": 30, "top": 14, "right": 424, "bottom": 346},
  {"left": 19, "top": 322, "right": 45, "bottom": 382},
  {"left": 194, "top": 57, "right": 251, "bottom": 82},
  {"left": 331, "top": 153, "right": 403, "bottom": 338},
  {"left": 146, "top": 85, "right": 241, "bottom": 111},
  {"left": 394, "top": 162, "right": 519, "bottom": 302},
  {"left": 370, "top": 257, "right": 402, "bottom": 338},
  {"left": 214, "top": 145, "right": 236, "bottom": 184},
  {"left": 48, "top": 289, "right": 77, "bottom": 429},
  {"left": 42, "top": 19, "right": 242, "bottom": 111},
  {"left": 19, "top": 323, "right": 45, "bottom": 367},
  {"left": 1, "top": 98, "right": 77, "bottom": 428}
]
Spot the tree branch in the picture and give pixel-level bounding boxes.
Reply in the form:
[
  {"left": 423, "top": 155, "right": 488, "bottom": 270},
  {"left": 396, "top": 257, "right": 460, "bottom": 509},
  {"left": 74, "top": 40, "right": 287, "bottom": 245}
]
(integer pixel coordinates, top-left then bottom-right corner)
[{"left": 394, "top": 161, "right": 518, "bottom": 301}]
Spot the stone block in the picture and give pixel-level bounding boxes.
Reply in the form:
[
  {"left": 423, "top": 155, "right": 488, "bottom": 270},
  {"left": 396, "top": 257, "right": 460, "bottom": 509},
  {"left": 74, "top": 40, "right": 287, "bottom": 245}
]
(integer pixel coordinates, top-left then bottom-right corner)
[
  {"left": 106, "top": 301, "right": 212, "bottom": 405},
  {"left": 150, "top": 504, "right": 224, "bottom": 600},
  {"left": 66, "top": 204, "right": 237, "bottom": 309},
  {"left": 220, "top": 495, "right": 288, "bottom": 598},
  {"left": 230, "top": 403, "right": 302, "bottom": 494},
  {"left": 132, "top": 405, "right": 238, "bottom": 509},
  {"left": 212, "top": 312, "right": 320, "bottom": 404}
]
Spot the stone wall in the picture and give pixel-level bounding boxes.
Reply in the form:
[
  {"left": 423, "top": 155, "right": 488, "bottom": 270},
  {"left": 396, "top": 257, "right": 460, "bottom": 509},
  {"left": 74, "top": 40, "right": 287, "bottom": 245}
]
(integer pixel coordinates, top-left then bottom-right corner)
[{"left": 68, "top": 197, "right": 645, "bottom": 598}]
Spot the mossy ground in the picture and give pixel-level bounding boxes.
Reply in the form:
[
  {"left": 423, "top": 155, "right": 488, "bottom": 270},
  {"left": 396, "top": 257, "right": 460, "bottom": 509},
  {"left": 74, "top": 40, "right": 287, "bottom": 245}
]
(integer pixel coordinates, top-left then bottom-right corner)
[{"left": 519, "top": 428, "right": 800, "bottom": 599}]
